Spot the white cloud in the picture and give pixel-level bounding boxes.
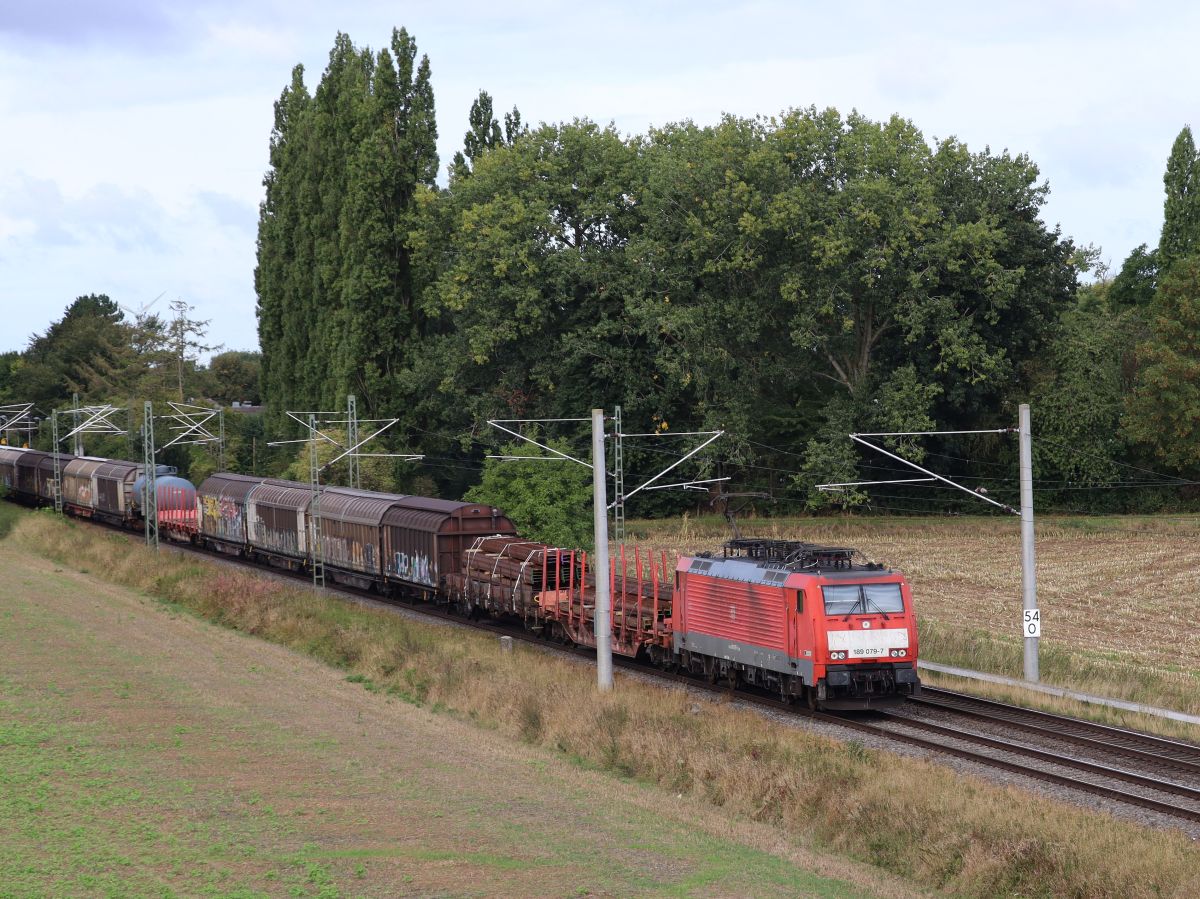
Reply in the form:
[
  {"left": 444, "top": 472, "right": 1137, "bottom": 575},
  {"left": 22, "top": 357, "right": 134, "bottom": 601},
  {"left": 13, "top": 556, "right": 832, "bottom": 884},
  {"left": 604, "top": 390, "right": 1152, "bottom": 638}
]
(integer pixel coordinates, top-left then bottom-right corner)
[
  {"left": 2, "top": 0, "right": 1199, "bottom": 355},
  {"left": 205, "top": 21, "right": 298, "bottom": 59}
]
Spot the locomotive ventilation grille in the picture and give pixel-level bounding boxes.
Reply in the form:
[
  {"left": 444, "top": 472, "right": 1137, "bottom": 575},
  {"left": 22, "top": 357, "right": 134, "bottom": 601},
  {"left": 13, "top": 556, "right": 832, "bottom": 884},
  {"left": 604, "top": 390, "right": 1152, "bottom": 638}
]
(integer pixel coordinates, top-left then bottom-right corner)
[{"left": 721, "top": 538, "right": 882, "bottom": 572}]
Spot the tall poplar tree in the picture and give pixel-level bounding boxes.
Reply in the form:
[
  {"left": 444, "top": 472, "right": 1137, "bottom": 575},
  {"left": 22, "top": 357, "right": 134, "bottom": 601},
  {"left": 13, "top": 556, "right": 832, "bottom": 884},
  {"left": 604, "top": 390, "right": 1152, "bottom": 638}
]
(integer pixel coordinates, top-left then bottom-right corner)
[
  {"left": 1160, "top": 125, "right": 1200, "bottom": 270},
  {"left": 333, "top": 29, "right": 438, "bottom": 409},
  {"left": 451, "top": 90, "right": 501, "bottom": 177},
  {"left": 1124, "top": 126, "right": 1200, "bottom": 471},
  {"left": 451, "top": 90, "right": 523, "bottom": 178},
  {"left": 1124, "top": 257, "right": 1200, "bottom": 470},
  {"left": 256, "top": 64, "right": 311, "bottom": 414},
  {"left": 256, "top": 28, "right": 438, "bottom": 416}
]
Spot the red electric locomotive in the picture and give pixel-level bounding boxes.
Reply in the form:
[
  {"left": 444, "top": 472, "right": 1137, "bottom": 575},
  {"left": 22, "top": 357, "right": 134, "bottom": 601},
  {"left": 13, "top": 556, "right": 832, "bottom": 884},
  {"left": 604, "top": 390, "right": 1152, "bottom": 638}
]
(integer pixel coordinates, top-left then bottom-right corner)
[{"left": 672, "top": 539, "right": 920, "bottom": 709}]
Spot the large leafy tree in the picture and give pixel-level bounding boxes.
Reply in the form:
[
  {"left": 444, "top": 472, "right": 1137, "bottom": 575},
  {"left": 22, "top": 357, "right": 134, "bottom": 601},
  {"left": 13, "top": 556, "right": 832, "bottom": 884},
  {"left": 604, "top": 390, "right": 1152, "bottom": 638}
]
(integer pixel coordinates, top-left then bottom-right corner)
[
  {"left": 1110, "top": 243, "right": 1159, "bottom": 309},
  {"left": 203, "top": 351, "right": 262, "bottom": 405},
  {"left": 1029, "top": 283, "right": 1133, "bottom": 488},
  {"left": 629, "top": 115, "right": 801, "bottom": 444},
  {"left": 623, "top": 110, "right": 1075, "bottom": 497},
  {"left": 11, "top": 295, "right": 130, "bottom": 406},
  {"left": 1123, "top": 257, "right": 1200, "bottom": 470},
  {"left": 417, "top": 119, "right": 641, "bottom": 427},
  {"left": 0, "top": 351, "right": 19, "bottom": 405},
  {"left": 1120, "top": 125, "right": 1200, "bottom": 476},
  {"left": 2, "top": 294, "right": 195, "bottom": 440},
  {"left": 412, "top": 108, "right": 1077, "bottom": 504},
  {"left": 465, "top": 440, "right": 594, "bottom": 548}
]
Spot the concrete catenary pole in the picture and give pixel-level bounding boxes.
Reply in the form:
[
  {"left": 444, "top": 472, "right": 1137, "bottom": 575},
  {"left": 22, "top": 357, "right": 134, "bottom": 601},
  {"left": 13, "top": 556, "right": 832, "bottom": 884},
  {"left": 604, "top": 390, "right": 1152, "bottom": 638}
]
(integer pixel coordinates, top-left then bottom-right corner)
[
  {"left": 1019, "top": 403, "right": 1039, "bottom": 682},
  {"left": 72, "top": 392, "right": 83, "bottom": 457},
  {"left": 592, "top": 408, "right": 614, "bottom": 691}
]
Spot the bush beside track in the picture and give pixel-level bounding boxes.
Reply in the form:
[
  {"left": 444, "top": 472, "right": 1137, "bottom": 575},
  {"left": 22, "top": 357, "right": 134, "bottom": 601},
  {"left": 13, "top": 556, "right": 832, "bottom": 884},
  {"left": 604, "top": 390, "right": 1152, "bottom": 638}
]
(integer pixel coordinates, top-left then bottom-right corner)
[{"left": 4, "top": 504, "right": 1200, "bottom": 899}]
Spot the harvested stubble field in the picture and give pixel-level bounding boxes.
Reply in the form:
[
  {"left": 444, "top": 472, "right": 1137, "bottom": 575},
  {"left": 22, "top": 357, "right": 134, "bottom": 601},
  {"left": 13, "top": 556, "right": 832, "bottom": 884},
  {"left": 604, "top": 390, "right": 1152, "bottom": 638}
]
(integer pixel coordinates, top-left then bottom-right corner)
[
  {"left": 3, "top": 504, "right": 1200, "bottom": 898},
  {"left": 635, "top": 514, "right": 1200, "bottom": 725}
]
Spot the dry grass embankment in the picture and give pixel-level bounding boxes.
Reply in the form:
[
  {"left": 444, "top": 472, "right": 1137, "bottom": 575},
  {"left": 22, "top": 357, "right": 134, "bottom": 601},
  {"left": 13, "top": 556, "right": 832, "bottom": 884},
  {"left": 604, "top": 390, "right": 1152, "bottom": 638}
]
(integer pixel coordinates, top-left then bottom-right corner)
[
  {"left": 635, "top": 514, "right": 1200, "bottom": 728},
  {"left": 4, "top": 506, "right": 1200, "bottom": 898},
  {"left": 3, "top": 523, "right": 873, "bottom": 897}
]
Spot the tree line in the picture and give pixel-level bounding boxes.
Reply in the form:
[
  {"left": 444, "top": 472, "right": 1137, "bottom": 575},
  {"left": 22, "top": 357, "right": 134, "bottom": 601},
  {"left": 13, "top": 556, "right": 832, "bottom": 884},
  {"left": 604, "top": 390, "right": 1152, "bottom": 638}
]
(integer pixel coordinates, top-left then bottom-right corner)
[
  {"left": 260, "top": 27, "right": 1192, "bottom": 516},
  {"left": 6, "top": 26, "right": 1199, "bottom": 521},
  {"left": 0, "top": 295, "right": 265, "bottom": 485}
]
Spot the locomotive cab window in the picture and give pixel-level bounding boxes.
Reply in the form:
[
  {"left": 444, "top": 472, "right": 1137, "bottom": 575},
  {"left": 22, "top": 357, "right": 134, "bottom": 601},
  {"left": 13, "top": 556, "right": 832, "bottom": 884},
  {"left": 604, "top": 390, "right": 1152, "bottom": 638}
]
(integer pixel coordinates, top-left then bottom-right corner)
[{"left": 822, "top": 583, "right": 904, "bottom": 615}]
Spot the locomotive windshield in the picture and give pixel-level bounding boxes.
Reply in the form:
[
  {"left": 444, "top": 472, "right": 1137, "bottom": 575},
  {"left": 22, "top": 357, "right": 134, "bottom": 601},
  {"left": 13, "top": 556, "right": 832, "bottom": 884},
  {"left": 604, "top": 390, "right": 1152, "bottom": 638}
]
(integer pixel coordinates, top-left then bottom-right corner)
[{"left": 822, "top": 583, "right": 904, "bottom": 615}]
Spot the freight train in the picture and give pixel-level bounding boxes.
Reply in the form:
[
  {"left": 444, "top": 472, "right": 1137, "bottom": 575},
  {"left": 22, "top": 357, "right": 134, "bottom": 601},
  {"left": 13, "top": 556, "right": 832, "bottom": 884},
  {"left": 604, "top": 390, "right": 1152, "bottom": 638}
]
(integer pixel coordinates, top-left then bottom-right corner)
[{"left": 0, "top": 444, "right": 920, "bottom": 708}]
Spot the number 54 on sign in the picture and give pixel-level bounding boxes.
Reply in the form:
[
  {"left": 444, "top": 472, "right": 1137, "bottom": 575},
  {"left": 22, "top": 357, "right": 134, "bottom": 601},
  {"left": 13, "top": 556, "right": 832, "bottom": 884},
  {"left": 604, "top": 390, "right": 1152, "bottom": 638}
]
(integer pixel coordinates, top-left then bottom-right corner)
[{"left": 1023, "top": 609, "right": 1041, "bottom": 638}]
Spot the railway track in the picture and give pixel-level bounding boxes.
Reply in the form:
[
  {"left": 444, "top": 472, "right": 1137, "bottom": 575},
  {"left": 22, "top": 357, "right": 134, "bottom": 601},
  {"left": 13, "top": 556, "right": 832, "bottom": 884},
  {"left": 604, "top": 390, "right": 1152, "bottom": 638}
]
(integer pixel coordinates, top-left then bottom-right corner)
[
  {"left": 619, "top": 659, "right": 1200, "bottom": 826},
  {"left": 854, "top": 710, "right": 1200, "bottom": 824},
  {"left": 58, "top": 513, "right": 1200, "bottom": 829},
  {"left": 912, "top": 686, "right": 1200, "bottom": 775}
]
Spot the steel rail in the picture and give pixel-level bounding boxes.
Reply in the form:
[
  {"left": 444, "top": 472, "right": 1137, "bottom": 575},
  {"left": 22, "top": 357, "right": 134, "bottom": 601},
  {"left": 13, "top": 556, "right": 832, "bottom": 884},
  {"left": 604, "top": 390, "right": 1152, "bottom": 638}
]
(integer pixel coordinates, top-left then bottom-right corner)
[
  {"left": 817, "top": 711, "right": 1200, "bottom": 824},
  {"left": 875, "top": 711, "right": 1200, "bottom": 807},
  {"left": 914, "top": 687, "right": 1200, "bottom": 774}
]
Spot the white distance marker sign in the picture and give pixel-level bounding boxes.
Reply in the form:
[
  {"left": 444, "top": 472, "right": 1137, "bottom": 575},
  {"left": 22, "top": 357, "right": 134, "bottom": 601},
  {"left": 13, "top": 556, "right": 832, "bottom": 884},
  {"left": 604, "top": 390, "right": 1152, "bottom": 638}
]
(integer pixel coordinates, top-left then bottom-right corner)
[{"left": 1023, "top": 609, "right": 1041, "bottom": 638}]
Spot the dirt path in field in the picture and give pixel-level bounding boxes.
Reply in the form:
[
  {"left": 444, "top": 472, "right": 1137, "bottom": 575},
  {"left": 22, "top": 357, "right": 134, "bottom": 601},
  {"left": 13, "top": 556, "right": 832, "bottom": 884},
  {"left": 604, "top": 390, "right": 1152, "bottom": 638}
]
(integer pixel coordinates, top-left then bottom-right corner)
[{"left": 0, "top": 541, "right": 923, "bottom": 898}]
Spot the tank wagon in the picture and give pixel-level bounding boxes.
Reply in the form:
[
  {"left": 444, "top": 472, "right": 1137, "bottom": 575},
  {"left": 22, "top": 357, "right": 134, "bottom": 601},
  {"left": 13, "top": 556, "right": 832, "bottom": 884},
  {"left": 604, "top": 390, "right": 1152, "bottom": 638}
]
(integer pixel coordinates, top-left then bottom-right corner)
[
  {"left": 5, "top": 449, "right": 923, "bottom": 710},
  {"left": 130, "top": 469, "right": 197, "bottom": 531}
]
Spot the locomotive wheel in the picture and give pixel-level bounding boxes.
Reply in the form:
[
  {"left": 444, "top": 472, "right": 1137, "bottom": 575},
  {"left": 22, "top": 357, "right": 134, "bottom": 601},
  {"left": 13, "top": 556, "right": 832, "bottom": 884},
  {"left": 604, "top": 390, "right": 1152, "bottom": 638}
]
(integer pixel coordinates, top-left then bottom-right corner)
[{"left": 805, "top": 686, "right": 819, "bottom": 712}]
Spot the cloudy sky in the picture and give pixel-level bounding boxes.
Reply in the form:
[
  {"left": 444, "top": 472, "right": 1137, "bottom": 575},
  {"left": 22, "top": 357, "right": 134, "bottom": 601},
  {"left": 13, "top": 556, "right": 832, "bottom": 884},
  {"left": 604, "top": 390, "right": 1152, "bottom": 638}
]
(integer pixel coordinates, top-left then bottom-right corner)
[{"left": 1, "top": 1, "right": 1196, "bottom": 356}]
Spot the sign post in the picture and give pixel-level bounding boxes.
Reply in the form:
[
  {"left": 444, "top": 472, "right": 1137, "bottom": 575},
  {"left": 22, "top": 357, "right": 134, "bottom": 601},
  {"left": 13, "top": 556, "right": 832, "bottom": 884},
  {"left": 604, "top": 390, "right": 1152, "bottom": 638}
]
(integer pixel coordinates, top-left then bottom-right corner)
[{"left": 1019, "top": 403, "right": 1039, "bottom": 682}]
